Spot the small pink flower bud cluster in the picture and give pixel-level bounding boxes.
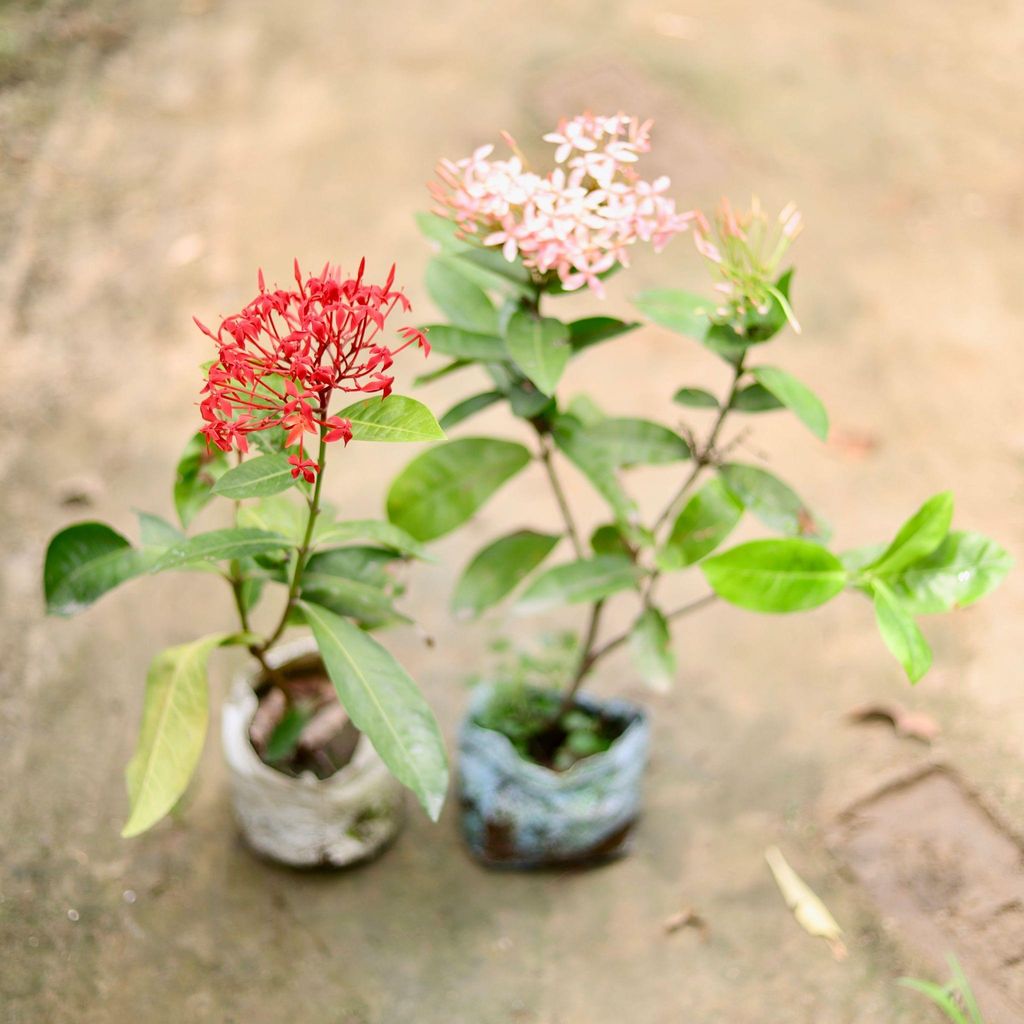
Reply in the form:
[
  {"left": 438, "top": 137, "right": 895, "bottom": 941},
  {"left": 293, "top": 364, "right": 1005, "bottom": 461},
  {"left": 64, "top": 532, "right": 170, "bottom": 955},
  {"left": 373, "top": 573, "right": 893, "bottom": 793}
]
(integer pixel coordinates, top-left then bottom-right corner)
[
  {"left": 694, "top": 197, "right": 803, "bottom": 333},
  {"left": 431, "top": 113, "right": 694, "bottom": 296}
]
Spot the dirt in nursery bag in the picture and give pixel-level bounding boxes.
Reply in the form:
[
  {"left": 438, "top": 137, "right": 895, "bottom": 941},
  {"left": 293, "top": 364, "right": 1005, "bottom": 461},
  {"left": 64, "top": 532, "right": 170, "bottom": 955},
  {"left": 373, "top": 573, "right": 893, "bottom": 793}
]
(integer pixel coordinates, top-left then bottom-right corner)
[
  {"left": 249, "top": 669, "right": 359, "bottom": 779},
  {"left": 476, "top": 685, "right": 628, "bottom": 771},
  {"left": 832, "top": 767, "right": 1024, "bottom": 1024}
]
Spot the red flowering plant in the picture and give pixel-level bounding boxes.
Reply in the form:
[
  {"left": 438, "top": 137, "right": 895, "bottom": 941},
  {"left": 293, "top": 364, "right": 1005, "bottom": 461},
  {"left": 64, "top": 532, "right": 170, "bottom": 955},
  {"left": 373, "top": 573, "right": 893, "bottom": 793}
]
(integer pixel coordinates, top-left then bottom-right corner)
[
  {"left": 43, "top": 260, "right": 449, "bottom": 837},
  {"left": 387, "top": 113, "right": 1011, "bottom": 775}
]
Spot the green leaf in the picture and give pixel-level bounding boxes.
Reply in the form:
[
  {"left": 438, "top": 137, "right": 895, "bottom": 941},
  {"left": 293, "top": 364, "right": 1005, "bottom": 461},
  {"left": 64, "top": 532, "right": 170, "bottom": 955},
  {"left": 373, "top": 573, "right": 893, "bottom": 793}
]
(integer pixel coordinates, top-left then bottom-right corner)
[
  {"left": 703, "top": 323, "right": 751, "bottom": 363},
  {"left": 439, "top": 391, "right": 502, "bottom": 431},
  {"left": 571, "top": 418, "right": 691, "bottom": 467},
  {"left": 122, "top": 633, "right": 233, "bottom": 837},
  {"left": 567, "top": 317, "right": 640, "bottom": 353},
  {"left": 701, "top": 539, "right": 846, "bottom": 613},
  {"left": 299, "top": 566, "right": 405, "bottom": 630},
  {"left": 237, "top": 495, "right": 307, "bottom": 544},
  {"left": 212, "top": 453, "right": 296, "bottom": 500},
  {"left": 44, "top": 522, "right": 146, "bottom": 616},
  {"left": 746, "top": 267, "right": 795, "bottom": 341},
  {"left": 515, "top": 556, "right": 642, "bottom": 613},
  {"left": 299, "top": 601, "right": 449, "bottom": 820},
  {"left": 590, "top": 524, "right": 631, "bottom": 557},
  {"left": 719, "top": 463, "right": 829, "bottom": 540},
  {"left": 304, "top": 546, "right": 400, "bottom": 588},
  {"left": 504, "top": 312, "right": 571, "bottom": 396},
  {"left": 673, "top": 387, "right": 719, "bottom": 409},
  {"left": 750, "top": 366, "right": 829, "bottom": 440},
  {"left": 173, "top": 433, "right": 229, "bottom": 528},
  {"left": 387, "top": 438, "right": 531, "bottom": 541},
  {"left": 452, "top": 530, "right": 560, "bottom": 619},
  {"left": 872, "top": 580, "right": 932, "bottom": 683},
  {"left": 337, "top": 395, "right": 446, "bottom": 443},
  {"left": 566, "top": 394, "right": 605, "bottom": 427},
  {"left": 414, "top": 358, "right": 472, "bottom": 387},
  {"left": 883, "top": 531, "right": 1012, "bottom": 614},
  {"left": 731, "top": 383, "right": 784, "bottom": 412},
  {"left": 147, "top": 528, "right": 293, "bottom": 572},
  {"left": 425, "top": 257, "right": 499, "bottom": 334},
  {"left": 629, "top": 608, "right": 676, "bottom": 693},
  {"left": 422, "top": 325, "right": 506, "bottom": 362},
  {"left": 264, "top": 706, "right": 313, "bottom": 763},
  {"left": 632, "top": 289, "right": 712, "bottom": 340},
  {"left": 551, "top": 415, "right": 636, "bottom": 522},
  {"left": 415, "top": 210, "right": 466, "bottom": 250},
  {"left": 311, "top": 518, "right": 430, "bottom": 559},
  {"left": 657, "top": 478, "right": 744, "bottom": 570},
  {"left": 864, "top": 492, "right": 954, "bottom": 577},
  {"left": 136, "top": 511, "right": 185, "bottom": 548}
]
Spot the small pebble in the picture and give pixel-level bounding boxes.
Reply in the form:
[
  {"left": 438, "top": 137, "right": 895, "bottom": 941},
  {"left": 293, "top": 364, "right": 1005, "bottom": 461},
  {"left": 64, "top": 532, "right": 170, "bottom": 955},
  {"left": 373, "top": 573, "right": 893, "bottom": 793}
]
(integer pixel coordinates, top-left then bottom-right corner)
[
  {"left": 122, "top": 889, "right": 137, "bottom": 905},
  {"left": 67, "top": 908, "right": 79, "bottom": 922}
]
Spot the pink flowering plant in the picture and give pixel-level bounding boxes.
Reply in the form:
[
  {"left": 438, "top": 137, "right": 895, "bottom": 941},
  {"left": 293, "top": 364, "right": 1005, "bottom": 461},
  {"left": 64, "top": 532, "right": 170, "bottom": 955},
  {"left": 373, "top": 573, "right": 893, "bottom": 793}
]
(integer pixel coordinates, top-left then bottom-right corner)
[
  {"left": 44, "top": 261, "right": 450, "bottom": 836},
  {"left": 389, "top": 113, "right": 1010, "bottom": 769}
]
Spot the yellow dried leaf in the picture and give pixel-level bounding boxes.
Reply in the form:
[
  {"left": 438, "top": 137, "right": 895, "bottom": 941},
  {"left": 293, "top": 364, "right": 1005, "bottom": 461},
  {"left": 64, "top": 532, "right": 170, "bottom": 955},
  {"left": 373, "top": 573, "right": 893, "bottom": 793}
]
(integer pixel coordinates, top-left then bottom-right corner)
[{"left": 765, "top": 846, "right": 847, "bottom": 960}]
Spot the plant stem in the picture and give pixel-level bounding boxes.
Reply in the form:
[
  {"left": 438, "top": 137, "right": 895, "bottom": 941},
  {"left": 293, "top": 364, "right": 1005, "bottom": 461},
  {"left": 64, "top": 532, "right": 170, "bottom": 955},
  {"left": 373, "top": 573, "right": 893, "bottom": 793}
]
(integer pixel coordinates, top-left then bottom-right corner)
[
  {"left": 562, "top": 593, "right": 718, "bottom": 706},
  {"left": 537, "top": 429, "right": 584, "bottom": 559},
  {"left": 653, "top": 355, "right": 747, "bottom": 534},
  {"left": 260, "top": 418, "right": 329, "bottom": 653}
]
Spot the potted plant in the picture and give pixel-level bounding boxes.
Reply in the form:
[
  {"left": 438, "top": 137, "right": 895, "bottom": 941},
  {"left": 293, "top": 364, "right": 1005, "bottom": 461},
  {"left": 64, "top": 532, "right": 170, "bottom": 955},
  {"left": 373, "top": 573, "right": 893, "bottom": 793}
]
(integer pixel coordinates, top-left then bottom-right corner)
[
  {"left": 386, "top": 113, "right": 1012, "bottom": 868},
  {"left": 43, "top": 259, "right": 450, "bottom": 867}
]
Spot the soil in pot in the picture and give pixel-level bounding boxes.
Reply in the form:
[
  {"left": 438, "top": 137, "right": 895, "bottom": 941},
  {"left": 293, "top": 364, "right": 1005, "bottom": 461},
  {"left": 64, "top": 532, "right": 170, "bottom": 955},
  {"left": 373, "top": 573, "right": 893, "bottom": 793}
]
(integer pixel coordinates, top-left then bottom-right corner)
[
  {"left": 248, "top": 665, "right": 359, "bottom": 780},
  {"left": 474, "top": 684, "right": 628, "bottom": 771}
]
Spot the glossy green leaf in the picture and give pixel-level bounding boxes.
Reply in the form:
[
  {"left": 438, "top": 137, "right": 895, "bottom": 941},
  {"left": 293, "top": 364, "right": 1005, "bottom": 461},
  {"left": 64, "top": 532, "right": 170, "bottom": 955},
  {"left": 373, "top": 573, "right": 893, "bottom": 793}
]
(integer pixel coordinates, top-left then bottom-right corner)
[
  {"left": 311, "top": 518, "right": 429, "bottom": 559},
  {"left": 421, "top": 325, "right": 506, "bottom": 362},
  {"left": 864, "top": 492, "right": 953, "bottom": 576},
  {"left": 750, "top": 366, "right": 829, "bottom": 440},
  {"left": 719, "top": 463, "right": 829, "bottom": 540},
  {"left": 872, "top": 580, "right": 932, "bottom": 683},
  {"left": 439, "top": 391, "right": 503, "bottom": 431},
  {"left": 701, "top": 539, "right": 846, "bottom": 613},
  {"left": 504, "top": 312, "right": 571, "bottom": 396},
  {"left": 387, "top": 438, "right": 531, "bottom": 541},
  {"left": 147, "top": 528, "right": 293, "bottom": 572},
  {"left": 629, "top": 608, "right": 676, "bottom": 693},
  {"left": 299, "top": 601, "right": 448, "bottom": 820},
  {"left": 657, "top": 478, "right": 744, "bottom": 570},
  {"left": 452, "top": 530, "right": 560, "bottom": 619},
  {"left": 212, "top": 453, "right": 295, "bottom": 500},
  {"left": 136, "top": 511, "right": 184, "bottom": 548},
  {"left": 425, "top": 257, "right": 499, "bottom": 334},
  {"left": 590, "top": 524, "right": 631, "bottom": 557},
  {"left": 414, "top": 357, "right": 472, "bottom": 386},
  {"left": 122, "top": 633, "right": 233, "bottom": 837},
  {"left": 552, "top": 416, "right": 636, "bottom": 522},
  {"left": 883, "top": 531, "right": 1012, "bottom": 614},
  {"left": 337, "top": 395, "right": 445, "bottom": 443},
  {"left": 515, "top": 556, "right": 642, "bottom": 613},
  {"left": 304, "top": 546, "right": 400, "bottom": 588},
  {"left": 44, "top": 522, "right": 147, "bottom": 616},
  {"left": 731, "top": 383, "right": 784, "bottom": 412},
  {"left": 567, "top": 317, "right": 640, "bottom": 353},
  {"left": 299, "top": 570, "right": 405, "bottom": 630},
  {"left": 173, "top": 432, "right": 229, "bottom": 528},
  {"left": 632, "top": 289, "right": 712, "bottom": 340},
  {"left": 572, "top": 418, "right": 690, "bottom": 467},
  {"left": 673, "top": 387, "right": 719, "bottom": 409},
  {"left": 566, "top": 394, "right": 605, "bottom": 427},
  {"left": 237, "top": 495, "right": 307, "bottom": 544}
]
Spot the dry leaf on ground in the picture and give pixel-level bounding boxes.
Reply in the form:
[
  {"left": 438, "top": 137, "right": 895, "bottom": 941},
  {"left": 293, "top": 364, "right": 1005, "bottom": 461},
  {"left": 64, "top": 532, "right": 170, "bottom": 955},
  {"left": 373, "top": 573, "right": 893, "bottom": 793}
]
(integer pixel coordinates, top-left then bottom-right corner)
[
  {"left": 846, "top": 702, "right": 941, "bottom": 743},
  {"left": 765, "top": 846, "right": 847, "bottom": 960}
]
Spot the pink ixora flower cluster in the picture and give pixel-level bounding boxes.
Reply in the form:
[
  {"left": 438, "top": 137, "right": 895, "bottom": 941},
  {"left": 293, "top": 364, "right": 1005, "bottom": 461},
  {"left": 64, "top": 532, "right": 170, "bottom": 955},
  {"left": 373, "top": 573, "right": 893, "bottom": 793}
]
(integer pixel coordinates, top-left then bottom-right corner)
[
  {"left": 430, "top": 112, "right": 694, "bottom": 295},
  {"left": 196, "top": 260, "right": 429, "bottom": 481}
]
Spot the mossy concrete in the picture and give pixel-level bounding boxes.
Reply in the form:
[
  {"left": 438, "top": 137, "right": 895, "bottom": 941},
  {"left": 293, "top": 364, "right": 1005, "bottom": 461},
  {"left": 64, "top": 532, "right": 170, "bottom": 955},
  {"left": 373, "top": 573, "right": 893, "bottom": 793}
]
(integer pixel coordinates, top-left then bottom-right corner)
[{"left": 2, "top": 0, "right": 1022, "bottom": 1020}]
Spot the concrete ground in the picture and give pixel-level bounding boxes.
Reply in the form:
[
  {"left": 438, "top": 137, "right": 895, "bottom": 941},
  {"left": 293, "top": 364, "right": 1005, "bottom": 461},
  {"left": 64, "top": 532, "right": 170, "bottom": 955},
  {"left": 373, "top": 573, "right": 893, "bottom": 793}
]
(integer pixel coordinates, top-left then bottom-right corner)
[{"left": 1, "top": 0, "right": 1022, "bottom": 1021}]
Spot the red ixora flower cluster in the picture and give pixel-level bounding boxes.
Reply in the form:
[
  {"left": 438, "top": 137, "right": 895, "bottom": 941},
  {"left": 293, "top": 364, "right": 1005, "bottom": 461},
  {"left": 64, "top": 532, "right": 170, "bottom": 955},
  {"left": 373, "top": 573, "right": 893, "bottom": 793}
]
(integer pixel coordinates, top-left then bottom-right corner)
[{"left": 196, "top": 260, "right": 429, "bottom": 482}]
